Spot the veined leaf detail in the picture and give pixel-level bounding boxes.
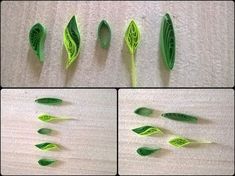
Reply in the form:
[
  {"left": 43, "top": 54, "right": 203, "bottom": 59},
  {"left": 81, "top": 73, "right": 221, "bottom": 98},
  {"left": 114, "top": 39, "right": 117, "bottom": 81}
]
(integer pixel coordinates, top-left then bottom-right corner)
[{"left": 132, "top": 125, "right": 163, "bottom": 136}]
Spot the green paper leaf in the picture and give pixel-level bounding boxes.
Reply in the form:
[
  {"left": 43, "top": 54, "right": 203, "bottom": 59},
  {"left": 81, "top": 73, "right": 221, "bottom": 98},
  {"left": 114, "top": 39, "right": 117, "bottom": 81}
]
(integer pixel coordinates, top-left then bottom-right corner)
[
  {"left": 161, "top": 113, "right": 198, "bottom": 123},
  {"left": 125, "top": 20, "right": 140, "bottom": 87},
  {"left": 132, "top": 125, "right": 163, "bottom": 136},
  {"left": 29, "top": 23, "right": 47, "bottom": 62},
  {"left": 160, "top": 13, "right": 175, "bottom": 70},
  {"left": 35, "top": 97, "right": 62, "bottom": 105},
  {"left": 134, "top": 107, "right": 153, "bottom": 117},
  {"left": 35, "top": 142, "right": 59, "bottom": 151},
  {"left": 37, "top": 128, "right": 52, "bottom": 135},
  {"left": 168, "top": 136, "right": 191, "bottom": 148},
  {"left": 98, "top": 20, "right": 111, "bottom": 48},
  {"left": 137, "top": 147, "right": 160, "bottom": 156},
  {"left": 38, "top": 159, "right": 56, "bottom": 166},
  {"left": 37, "top": 114, "right": 59, "bottom": 122},
  {"left": 63, "top": 15, "right": 81, "bottom": 69}
]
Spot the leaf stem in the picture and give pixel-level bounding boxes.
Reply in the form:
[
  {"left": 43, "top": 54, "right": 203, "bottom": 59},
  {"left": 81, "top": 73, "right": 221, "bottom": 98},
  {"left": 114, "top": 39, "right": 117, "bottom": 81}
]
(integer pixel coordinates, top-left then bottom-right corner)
[{"left": 131, "top": 53, "right": 137, "bottom": 87}]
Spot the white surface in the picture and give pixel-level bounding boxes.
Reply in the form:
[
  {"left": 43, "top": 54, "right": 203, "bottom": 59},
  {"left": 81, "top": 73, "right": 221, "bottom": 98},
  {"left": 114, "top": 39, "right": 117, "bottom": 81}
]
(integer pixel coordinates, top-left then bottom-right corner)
[
  {"left": 118, "top": 89, "right": 234, "bottom": 175},
  {"left": 1, "top": 89, "right": 117, "bottom": 175},
  {"left": 1, "top": 1, "right": 234, "bottom": 87}
]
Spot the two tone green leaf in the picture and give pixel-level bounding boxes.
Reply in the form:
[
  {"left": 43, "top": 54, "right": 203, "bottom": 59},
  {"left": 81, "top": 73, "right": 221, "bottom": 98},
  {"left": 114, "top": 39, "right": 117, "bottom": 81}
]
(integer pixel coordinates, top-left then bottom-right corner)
[
  {"left": 160, "top": 13, "right": 175, "bottom": 70},
  {"left": 134, "top": 107, "right": 153, "bottom": 117},
  {"left": 38, "top": 113, "right": 73, "bottom": 123},
  {"left": 137, "top": 147, "right": 161, "bottom": 156},
  {"left": 35, "top": 142, "right": 59, "bottom": 151},
  {"left": 35, "top": 97, "right": 62, "bottom": 105},
  {"left": 37, "top": 128, "right": 52, "bottom": 135},
  {"left": 98, "top": 20, "right": 111, "bottom": 48},
  {"left": 132, "top": 125, "right": 163, "bottom": 136},
  {"left": 29, "top": 23, "right": 47, "bottom": 62},
  {"left": 38, "top": 159, "right": 56, "bottom": 166},
  {"left": 161, "top": 113, "right": 198, "bottom": 123},
  {"left": 63, "top": 15, "right": 81, "bottom": 69},
  {"left": 168, "top": 136, "right": 191, "bottom": 148}
]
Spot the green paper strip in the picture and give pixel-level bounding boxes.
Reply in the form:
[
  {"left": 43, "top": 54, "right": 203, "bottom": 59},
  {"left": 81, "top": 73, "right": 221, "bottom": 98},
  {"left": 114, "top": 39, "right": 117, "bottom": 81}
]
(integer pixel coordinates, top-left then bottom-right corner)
[
  {"left": 98, "top": 20, "right": 111, "bottom": 48},
  {"left": 161, "top": 113, "right": 198, "bottom": 123},
  {"left": 29, "top": 23, "right": 47, "bottom": 62},
  {"left": 137, "top": 147, "right": 160, "bottom": 156},
  {"left": 35, "top": 97, "right": 62, "bottom": 105},
  {"left": 132, "top": 125, "right": 163, "bottom": 136},
  {"left": 63, "top": 15, "right": 81, "bottom": 69},
  {"left": 160, "top": 13, "right": 175, "bottom": 70},
  {"left": 125, "top": 20, "right": 140, "bottom": 87}
]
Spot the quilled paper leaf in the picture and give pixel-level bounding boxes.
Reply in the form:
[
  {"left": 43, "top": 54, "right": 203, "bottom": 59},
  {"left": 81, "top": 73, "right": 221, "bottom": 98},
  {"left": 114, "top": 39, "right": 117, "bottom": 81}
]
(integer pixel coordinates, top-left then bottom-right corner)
[
  {"left": 134, "top": 107, "right": 153, "bottom": 117},
  {"left": 29, "top": 23, "right": 47, "bottom": 62},
  {"left": 98, "top": 20, "right": 111, "bottom": 48},
  {"left": 37, "top": 128, "right": 52, "bottom": 135},
  {"left": 38, "top": 159, "right": 56, "bottom": 166},
  {"left": 168, "top": 136, "right": 191, "bottom": 148},
  {"left": 161, "top": 113, "right": 198, "bottom": 123},
  {"left": 38, "top": 114, "right": 59, "bottom": 122},
  {"left": 35, "top": 142, "right": 59, "bottom": 151},
  {"left": 125, "top": 20, "right": 140, "bottom": 55},
  {"left": 160, "top": 13, "right": 175, "bottom": 70},
  {"left": 132, "top": 125, "right": 163, "bottom": 136},
  {"left": 137, "top": 147, "right": 160, "bottom": 156},
  {"left": 63, "top": 15, "right": 81, "bottom": 69},
  {"left": 35, "top": 97, "right": 63, "bottom": 105}
]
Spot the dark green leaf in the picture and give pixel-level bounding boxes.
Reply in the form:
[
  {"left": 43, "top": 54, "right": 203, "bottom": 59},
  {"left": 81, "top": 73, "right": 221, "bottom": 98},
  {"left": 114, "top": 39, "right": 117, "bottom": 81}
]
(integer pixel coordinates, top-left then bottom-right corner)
[
  {"left": 37, "top": 128, "right": 52, "bottom": 135},
  {"left": 132, "top": 125, "right": 163, "bottom": 136},
  {"left": 98, "top": 20, "right": 111, "bottom": 48},
  {"left": 38, "top": 159, "right": 56, "bottom": 166},
  {"left": 161, "top": 113, "right": 198, "bottom": 123},
  {"left": 35, "top": 97, "right": 62, "bottom": 105},
  {"left": 134, "top": 107, "right": 153, "bottom": 117},
  {"left": 137, "top": 147, "right": 160, "bottom": 156},
  {"left": 35, "top": 142, "right": 59, "bottom": 151},
  {"left": 160, "top": 13, "right": 175, "bottom": 70}
]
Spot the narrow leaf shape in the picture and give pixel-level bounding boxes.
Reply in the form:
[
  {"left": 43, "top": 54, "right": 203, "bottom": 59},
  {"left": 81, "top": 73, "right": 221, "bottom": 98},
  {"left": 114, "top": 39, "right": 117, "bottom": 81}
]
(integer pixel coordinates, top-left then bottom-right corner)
[
  {"left": 125, "top": 20, "right": 140, "bottom": 87},
  {"left": 98, "top": 20, "right": 111, "bottom": 48},
  {"left": 35, "top": 142, "right": 59, "bottom": 151},
  {"left": 134, "top": 107, "right": 153, "bottom": 117},
  {"left": 160, "top": 13, "right": 175, "bottom": 70},
  {"left": 38, "top": 159, "right": 56, "bottom": 166},
  {"left": 29, "top": 23, "right": 47, "bottom": 62},
  {"left": 63, "top": 15, "right": 81, "bottom": 69},
  {"left": 161, "top": 113, "right": 198, "bottom": 123},
  {"left": 132, "top": 125, "right": 163, "bottom": 136},
  {"left": 137, "top": 147, "right": 160, "bottom": 156},
  {"left": 37, "top": 114, "right": 59, "bottom": 122},
  {"left": 35, "top": 97, "right": 62, "bottom": 105},
  {"left": 168, "top": 136, "right": 191, "bottom": 148},
  {"left": 37, "top": 128, "right": 52, "bottom": 135}
]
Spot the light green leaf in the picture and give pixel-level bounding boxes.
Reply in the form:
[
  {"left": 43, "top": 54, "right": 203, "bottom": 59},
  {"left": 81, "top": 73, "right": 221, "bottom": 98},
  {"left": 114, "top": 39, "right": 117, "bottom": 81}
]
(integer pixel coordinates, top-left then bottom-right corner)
[{"left": 168, "top": 136, "right": 191, "bottom": 148}]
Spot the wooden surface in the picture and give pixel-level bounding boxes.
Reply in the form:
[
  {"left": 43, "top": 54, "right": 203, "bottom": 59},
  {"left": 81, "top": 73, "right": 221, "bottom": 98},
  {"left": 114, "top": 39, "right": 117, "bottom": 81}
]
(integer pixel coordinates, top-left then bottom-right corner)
[
  {"left": 1, "top": 1, "right": 234, "bottom": 87},
  {"left": 1, "top": 89, "right": 117, "bottom": 175},
  {"left": 118, "top": 89, "right": 234, "bottom": 175}
]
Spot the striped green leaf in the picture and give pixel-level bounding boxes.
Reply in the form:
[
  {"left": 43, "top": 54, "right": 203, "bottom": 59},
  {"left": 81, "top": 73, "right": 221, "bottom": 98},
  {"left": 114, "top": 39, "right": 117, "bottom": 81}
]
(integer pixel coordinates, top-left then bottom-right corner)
[{"left": 132, "top": 125, "right": 163, "bottom": 136}]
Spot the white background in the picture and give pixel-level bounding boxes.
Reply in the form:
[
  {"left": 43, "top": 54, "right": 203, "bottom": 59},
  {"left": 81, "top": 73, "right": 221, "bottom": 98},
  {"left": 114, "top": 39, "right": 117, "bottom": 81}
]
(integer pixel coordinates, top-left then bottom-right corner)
[{"left": 1, "top": 1, "right": 234, "bottom": 87}]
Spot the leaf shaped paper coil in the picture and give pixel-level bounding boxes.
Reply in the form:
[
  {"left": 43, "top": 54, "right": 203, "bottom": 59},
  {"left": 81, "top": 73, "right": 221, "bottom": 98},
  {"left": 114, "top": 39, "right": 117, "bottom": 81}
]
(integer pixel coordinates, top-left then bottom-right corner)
[
  {"left": 37, "top": 128, "right": 52, "bottom": 135},
  {"left": 35, "top": 142, "right": 59, "bottom": 151},
  {"left": 160, "top": 13, "right": 175, "bottom": 70},
  {"left": 98, "top": 20, "right": 111, "bottom": 48},
  {"left": 35, "top": 97, "right": 62, "bottom": 105},
  {"left": 38, "top": 159, "right": 56, "bottom": 166},
  {"left": 125, "top": 20, "right": 140, "bottom": 55},
  {"left": 29, "top": 23, "right": 47, "bottom": 62},
  {"left": 63, "top": 16, "right": 81, "bottom": 69},
  {"left": 161, "top": 113, "right": 198, "bottom": 123},
  {"left": 132, "top": 125, "right": 163, "bottom": 136},
  {"left": 168, "top": 136, "right": 191, "bottom": 148},
  {"left": 137, "top": 147, "right": 160, "bottom": 156},
  {"left": 134, "top": 107, "right": 153, "bottom": 117}
]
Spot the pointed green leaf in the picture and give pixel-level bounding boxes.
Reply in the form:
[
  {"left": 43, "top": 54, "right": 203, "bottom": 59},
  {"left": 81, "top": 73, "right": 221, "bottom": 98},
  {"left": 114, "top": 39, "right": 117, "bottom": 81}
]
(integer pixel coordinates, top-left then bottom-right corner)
[
  {"left": 35, "top": 142, "right": 59, "bottom": 151},
  {"left": 161, "top": 113, "right": 198, "bottom": 123},
  {"left": 37, "top": 128, "right": 52, "bottom": 135},
  {"left": 38, "top": 159, "right": 56, "bottom": 166},
  {"left": 168, "top": 136, "right": 191, "bottom": 148},
  {"left": 63, "top": 15, "right": 81, "bottom": 69},
  {"left": 132, "top": 125, "right": 163, "bottom": 136},
  {"left": 160, "top": 13, "right": 175, "bottom": 70},
  {"left": 35, "top": 97, "right": 62, "bottom": 105},
  {"left": 29, "top": 23, "right": 47, "bottom": 62},
  {"left": 134, "top": 107, "right": 153, "bottom": 117},
  {"left": 98, "top": 20, "right": 111, "bottom": 48},
  {"left": 137, "top": 147, "right": 160, "bottom": 156},
  {"left": 37, "top": 114, "right": 59, "bottom": 122},
  {"left": 125, "top": 20, "right": 140, "bottom": 55}
]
